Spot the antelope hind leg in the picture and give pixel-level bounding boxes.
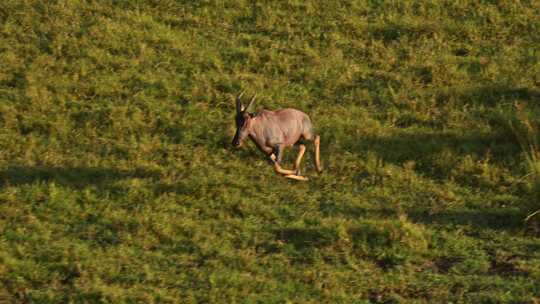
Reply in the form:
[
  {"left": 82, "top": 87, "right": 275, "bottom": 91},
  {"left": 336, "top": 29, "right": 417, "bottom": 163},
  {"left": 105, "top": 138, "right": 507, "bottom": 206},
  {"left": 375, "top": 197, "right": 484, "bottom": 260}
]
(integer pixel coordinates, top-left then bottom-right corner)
[
  {"left": 293, "top": 144, "right": 306, "bottom": 175},
  {"left": 314, "top": 135, "right": 323, "bottom": 173}
]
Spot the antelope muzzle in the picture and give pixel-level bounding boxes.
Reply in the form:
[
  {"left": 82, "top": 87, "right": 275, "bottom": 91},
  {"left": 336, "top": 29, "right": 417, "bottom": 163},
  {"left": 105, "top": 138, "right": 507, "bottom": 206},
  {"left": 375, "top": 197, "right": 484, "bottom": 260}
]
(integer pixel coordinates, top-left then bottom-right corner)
[{"left": 232, "top": 132, "right": 241, "bottom": 148}]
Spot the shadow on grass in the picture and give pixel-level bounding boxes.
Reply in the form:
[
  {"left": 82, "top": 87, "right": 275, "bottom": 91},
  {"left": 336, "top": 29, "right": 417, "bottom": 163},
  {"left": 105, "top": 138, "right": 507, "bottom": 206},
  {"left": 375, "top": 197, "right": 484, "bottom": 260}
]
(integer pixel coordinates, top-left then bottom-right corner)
[
  {"left": 370, "top": 22, "right": 437, "bottom": 43},
  {"left": 265, "top": 227, "right": 339, "bottom": 264},
  {"left": 341, "top": 128, "right": 520, "bottom": 181},
  {"left": 354, "top": 130, "right": 516, "bottom": 163},
  {"left": 337, "top": 85, "right": 538, "bottom": 171},
  {"left": 319, "top": 200, "right": 399, "bottom": 220},
  {"left": 274, "top": 227, "right": 339, "bottom": 250},
  {"left": 0, "top": 166, "right": 160, "bottom": 189},
  {"left": 408, "top": 208, "right": 525, "bottom": 231},
  {"left": 437, "top": 85, "right": 540, "bottom": 105}
]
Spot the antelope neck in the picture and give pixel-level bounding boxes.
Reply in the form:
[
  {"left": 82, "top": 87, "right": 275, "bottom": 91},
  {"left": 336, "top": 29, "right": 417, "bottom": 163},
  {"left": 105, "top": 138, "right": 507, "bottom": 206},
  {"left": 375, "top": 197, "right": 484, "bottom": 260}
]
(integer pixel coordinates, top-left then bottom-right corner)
[{"left": 248, "top": 115, "right": 260, "bottom": 135}]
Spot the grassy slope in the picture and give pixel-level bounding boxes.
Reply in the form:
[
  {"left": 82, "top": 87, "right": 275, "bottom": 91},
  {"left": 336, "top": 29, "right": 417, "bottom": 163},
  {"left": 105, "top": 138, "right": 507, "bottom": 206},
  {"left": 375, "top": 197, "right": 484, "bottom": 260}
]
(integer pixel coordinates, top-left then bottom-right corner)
[{"left": 1, "top": 0, "right": 540, "bottom": 302}]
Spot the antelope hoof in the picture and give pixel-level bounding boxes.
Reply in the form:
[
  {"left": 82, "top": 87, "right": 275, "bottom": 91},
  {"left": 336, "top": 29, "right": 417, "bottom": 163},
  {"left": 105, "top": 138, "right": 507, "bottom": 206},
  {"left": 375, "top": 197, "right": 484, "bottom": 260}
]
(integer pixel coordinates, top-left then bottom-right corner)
[{"left": 284, "top": 174, "right": 309, "bottom": 181}]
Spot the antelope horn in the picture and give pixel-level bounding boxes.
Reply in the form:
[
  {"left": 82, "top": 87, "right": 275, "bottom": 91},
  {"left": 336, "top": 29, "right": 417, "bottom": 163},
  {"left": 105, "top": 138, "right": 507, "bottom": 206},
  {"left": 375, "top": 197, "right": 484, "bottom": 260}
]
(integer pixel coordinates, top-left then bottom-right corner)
[
  {"left": 245, "top": 94, "right": 256, "bottom": 112},
  {"left": 236, "top": 91, "right": 245, "bottom": 112}
]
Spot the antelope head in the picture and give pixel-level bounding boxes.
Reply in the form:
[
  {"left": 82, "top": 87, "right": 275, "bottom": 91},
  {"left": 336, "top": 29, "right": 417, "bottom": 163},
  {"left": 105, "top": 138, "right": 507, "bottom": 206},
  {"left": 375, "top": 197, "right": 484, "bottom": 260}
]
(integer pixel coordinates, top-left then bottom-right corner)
[{"left": 232, "top": 92, "right": 256, "bottom": 148}]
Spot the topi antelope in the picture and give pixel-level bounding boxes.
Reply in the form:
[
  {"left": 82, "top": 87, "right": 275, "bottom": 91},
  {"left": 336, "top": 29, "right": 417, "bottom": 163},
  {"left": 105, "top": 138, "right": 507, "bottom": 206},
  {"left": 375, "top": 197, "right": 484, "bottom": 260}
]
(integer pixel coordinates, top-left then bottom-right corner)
[{"left": 232, "top": 92, "right": 322, "bottom": 181}]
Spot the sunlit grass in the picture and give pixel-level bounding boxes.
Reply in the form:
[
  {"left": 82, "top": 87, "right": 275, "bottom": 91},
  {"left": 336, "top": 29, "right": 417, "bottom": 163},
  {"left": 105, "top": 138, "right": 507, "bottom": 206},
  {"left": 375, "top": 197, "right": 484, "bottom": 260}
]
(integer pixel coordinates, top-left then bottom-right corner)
[{"left": 1, "top": 0, "right": 539, "bottom": 302}]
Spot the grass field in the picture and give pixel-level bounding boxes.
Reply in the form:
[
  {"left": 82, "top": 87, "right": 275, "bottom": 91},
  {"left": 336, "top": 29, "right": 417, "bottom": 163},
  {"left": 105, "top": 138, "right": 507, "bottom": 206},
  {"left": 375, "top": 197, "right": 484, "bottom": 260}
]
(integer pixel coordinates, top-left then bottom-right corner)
[{"left": 1, "top": 0, "right": 540, "bottom": 302}]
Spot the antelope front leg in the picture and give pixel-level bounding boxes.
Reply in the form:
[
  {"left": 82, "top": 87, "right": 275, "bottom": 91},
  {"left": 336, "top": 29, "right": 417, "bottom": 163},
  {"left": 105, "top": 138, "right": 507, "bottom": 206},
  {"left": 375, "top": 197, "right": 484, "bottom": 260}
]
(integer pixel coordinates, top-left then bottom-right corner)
[
  {"left": 272, "top": 144, "right": 308, "bottom": 181},
  {"left": 272, "top": 145, "right": 296, "bottom": 175}
]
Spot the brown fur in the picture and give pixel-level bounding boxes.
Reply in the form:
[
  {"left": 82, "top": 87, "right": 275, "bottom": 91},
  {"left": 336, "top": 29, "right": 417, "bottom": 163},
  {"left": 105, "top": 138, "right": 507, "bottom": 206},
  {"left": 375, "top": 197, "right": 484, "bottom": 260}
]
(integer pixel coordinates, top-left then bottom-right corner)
[{"left": 232, "top": 94, "right": 322, "bottom": 180}]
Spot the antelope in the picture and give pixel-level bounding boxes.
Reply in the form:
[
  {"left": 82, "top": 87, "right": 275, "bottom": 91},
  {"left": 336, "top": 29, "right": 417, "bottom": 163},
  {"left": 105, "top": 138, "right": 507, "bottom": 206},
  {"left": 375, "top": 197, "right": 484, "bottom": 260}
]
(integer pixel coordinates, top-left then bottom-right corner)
[{"left": 232, "top": 92, "right": 322, "bottom": 181}]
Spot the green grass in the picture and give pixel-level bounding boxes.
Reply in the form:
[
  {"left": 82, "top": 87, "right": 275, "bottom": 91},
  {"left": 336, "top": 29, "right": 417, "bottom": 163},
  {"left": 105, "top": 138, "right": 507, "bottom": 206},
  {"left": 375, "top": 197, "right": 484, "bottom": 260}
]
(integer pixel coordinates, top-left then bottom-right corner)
[{"left": 1, "top": 0, "right": 540, "bottom": 302}]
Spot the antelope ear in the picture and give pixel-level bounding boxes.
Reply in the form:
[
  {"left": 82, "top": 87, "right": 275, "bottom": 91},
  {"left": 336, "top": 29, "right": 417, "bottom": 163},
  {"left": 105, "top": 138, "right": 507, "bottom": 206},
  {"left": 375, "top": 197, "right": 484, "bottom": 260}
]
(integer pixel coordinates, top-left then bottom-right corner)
[{"left": 236, "top": 100, "right": 244, "bottom": 113}]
